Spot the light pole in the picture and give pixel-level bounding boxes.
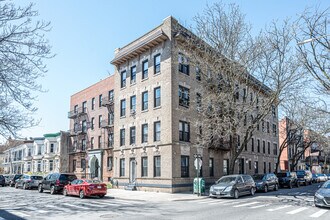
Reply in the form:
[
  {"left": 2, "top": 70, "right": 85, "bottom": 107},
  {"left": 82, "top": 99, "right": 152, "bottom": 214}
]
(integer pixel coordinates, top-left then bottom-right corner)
[{"left": 297, "top": 34, "right": 330, "bottom": 45}]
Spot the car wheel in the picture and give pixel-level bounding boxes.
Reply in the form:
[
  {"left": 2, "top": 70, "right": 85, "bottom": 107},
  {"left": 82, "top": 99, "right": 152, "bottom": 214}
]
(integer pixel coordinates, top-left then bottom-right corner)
[
  {"left": 15, "top": 183, "right": 19, "bottom": 189},
  {"left": 99, "top": 195, "right": 105, "bottom": 198},
  {"left": 63, "top": 189, "right": 68, "bottom": 196},
  {"left": 234, "top": 189, "right": 239, "bottom": 199},
  {"left": 305, "top": 182, "right": 308, "bottom": 186},
  {"left": 251, "top": 187, "right": 255, "bottom": 196},
  {"left": 289, "top": 182, "right": 293, "bottom": 189},
  {"left": 264, "top": 185, "right": 268, "bottom": 193},
  {"left": 50, "top": 186, "right": 56, "bottom": 195},
  {"left": 38, "top": 184, "right": 43, "bottom": 193},
  {"left": 296, "top": 182, "right": 300, "bottom": 188},
  {"left": 23, "top": 183, "right": 27, "bottom": 190},
  {"left": 274, "top": 184, "right": 279, "bottom": 191},
  {"left": 79, "top": 190, "right": 85, "bottom": 199}
]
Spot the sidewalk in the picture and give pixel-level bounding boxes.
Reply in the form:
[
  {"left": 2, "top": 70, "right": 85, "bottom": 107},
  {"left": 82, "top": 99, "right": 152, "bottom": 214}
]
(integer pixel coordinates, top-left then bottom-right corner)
[{"left": 107, "top": 188, "right": 208, "bottom": 202}]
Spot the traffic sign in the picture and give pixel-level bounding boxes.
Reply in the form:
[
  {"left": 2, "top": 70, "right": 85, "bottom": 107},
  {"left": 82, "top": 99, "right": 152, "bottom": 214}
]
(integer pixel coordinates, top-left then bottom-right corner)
[{"left": 194, "top": 158, "right": 202, "bottom": 170}]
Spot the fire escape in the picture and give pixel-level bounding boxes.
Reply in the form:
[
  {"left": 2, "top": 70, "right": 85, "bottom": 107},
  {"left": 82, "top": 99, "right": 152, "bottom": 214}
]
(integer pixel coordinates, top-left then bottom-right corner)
[
  {"left": 68, "top": 105, "right": 89, "bottom": 154},
  {"left": 101, "top": 93, "right": 114, "bottom": 151}
]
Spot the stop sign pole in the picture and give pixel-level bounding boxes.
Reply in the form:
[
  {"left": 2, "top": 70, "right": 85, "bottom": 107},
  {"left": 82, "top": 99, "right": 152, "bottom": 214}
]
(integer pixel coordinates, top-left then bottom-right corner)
[{"left": 194, "top": 154, "right": 202, "bottom": 196}]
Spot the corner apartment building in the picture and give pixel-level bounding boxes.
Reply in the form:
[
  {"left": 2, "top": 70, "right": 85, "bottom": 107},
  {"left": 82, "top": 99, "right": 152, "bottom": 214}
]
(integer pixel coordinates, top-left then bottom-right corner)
[
  {"left": 68, "top": 76, "right": 114, "bottom": 181},
  {"left": 109, "top": 16, "right": 279, "bottom": 192},
  {"left": 2, "top": 132, "right": 69, "bottom": 174}
]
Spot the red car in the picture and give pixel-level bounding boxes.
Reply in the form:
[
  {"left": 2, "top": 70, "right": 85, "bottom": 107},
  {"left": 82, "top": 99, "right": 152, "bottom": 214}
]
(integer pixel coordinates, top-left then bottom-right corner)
[{"left": 63, "top": 179, "right": 107, "bottom": 199}]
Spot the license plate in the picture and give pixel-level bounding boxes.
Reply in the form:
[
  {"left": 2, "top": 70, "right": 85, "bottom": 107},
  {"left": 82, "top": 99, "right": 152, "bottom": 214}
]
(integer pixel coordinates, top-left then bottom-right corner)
[
  {"left": 216, "top": 192, "right": 220, "bottom": 195},
  {"left": 97, "top": 186, "right": 101, "bottom": 189}
]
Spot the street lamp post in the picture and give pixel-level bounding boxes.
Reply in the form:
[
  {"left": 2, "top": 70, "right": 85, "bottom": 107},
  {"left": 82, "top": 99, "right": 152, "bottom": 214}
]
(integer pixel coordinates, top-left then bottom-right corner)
[{"left": 297, "top": 34, "right": 330, "bottom": 45}]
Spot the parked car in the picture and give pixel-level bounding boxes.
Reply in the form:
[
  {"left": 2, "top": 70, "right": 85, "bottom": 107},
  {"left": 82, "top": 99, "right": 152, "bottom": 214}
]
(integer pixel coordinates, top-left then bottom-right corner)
[
  {"left": 3, "top": 175, "right": 13, "bottom": 186},
  {"left": 277, "top": 172, "right": 299, "bottom": 188},
  {"left": 314, "top": 180, "right": 330, "bottom": 208},
  {"left": 296, "top": 170, "right": 313, "bottom": 186},
  {"left": 327, "top": 174, "right": 330, "bottom": 180},
  {"left": 312, "top": 174, "right": 319, "bottom": 183},
  {"left": 209, "top": 174, "right": 256, "bottom": 199},
  {"left": 8, "top": 174, "right": 23, "bottom": 187},
  {"left": 0, "top": 175, "right": 5, "bottom": 187},
  {"left": 63, "top": 179, "right": 107, "bottom": 199},
  {"left": 316, "top": 174, "right": 328, "bottom": 182},
  {"left": 252, "top": 173, "right": 279, "bottom": 192},
  {"left": 15, "top": 174, "right": 43, "bottom": 190},
  {"left": 38, "top": 173, "right": 77, "bottom": 195}
]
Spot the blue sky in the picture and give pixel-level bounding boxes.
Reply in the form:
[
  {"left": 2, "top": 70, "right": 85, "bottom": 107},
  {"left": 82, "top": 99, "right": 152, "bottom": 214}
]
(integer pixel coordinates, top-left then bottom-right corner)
[{"left": 14, "top": 0, "right": 329, "bottom": 138}]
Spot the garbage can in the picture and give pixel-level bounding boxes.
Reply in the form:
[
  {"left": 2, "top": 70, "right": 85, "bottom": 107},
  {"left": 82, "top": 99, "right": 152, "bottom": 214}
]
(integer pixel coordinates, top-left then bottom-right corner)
[{"left": 193, "top": 178, "right": 205, "bottom": 195}]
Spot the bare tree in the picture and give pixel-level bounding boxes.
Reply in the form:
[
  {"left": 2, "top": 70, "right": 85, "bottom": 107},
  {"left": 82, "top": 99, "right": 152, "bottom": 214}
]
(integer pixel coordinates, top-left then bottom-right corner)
[
  {"left": 176, "top": 2, "right": 304, "bottom": 174},
  {"left": 296, "top": 6, "right": 330, "bottom": 94},
  {"left": 0, "top": 1, "right": 52, "bottom": 138}
]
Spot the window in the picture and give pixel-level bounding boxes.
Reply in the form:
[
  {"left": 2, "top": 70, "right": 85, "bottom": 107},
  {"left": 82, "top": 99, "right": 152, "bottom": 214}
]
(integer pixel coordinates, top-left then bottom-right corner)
[
  {"left": 251, "top": 138, "right": 254, "bottom": 152},
  {"left": 73, "top": 160, "right": 76, "bottom": 172},
  {"left": 120, "top": 99, "right": 126, "bottom": 117},
  {"left": 181, "top": 156, "right": 189, "bottom": 177},
  {"left": 108, "top": 133, "right": 114, "bottom": 148},
  {"left": 81, "top": 159, "right": 86, "bottom": 170},
  {"left": 263, "top": 162, "right": 267, "bottom": 174},
  {"left": 269, "top": 162, "right": 271, "bottom": 173},
  {"left": 257, "top": 139, "right": 260, "bottom": 153},
  {"left": 196, "top": 66, "right": 201, "bottom": 81},
  {"left": 254, "top": 161, "right": 258, "bottom": 174},
  {"left": 179, "top": 86, "right": 190, "bottom": 107},
  {"left": 142, "top": 91, "right": 148, "bottom": 111},
  {"left": 237, "top": 135, "right": 240, "bottom": 148},
  {"left": 268, "top": 142, "right": 271, "bottom": 154},
  {"left": 154, "top": 54, "right": 161, "bottom": 74},
  {"left": 82, "top": 139, "right": 86, "bottom": 151},
  {"left": 179, "top": 121, "right": 190, "bottom": 142},
  {"left": 92, "top": 98, "right": 95, "bottom": 110},
  {"left": 98, "top": 136, "right": 102, "bottom": 148},
  {"left": 244, "top": 143, "right": 247, "bottom": 151},
  {"left": 74, "top": 105, "right": 78, "bottom": 113},
  {"left": 142, "top": 124, "right": 148, "bottom": 143},
  {"left": 223, "top": 159, "right": 229, "bottom": 175},
  {"left": 154, "top": 156, "right": 161, "bottom": 177},
  {"left": 130, "top": 126, "right": 136, "bottom": 145},
  {"left": 49, "top": 160, "right": 53, "bottom": 171},
  {"left": 273, "top": 143, "right": 278, "bottom": 155},
  {"left": 82, "top": 120, "right": 87, "bottom": 133},
  {"left": 130, "top": 95, "right": 136, "bottom": 112},
  {"left": 209, "top": 158, "right": 214, "bottom": 177},
  {"left": 272, "top": 105, "right": 276, "bottom": 118},
  {"left": 50, "top": 144, "right": 54, "bottom": 153},
  {"left": 262, "top": 120, "right": 265, "bottom": 132},
  {"left": 141, "top": 157, "right": 148, "bottom": 177},
  {"left": 178, "top": 53, "right": 189, "bottom": 75},
  {"left": 142, "top": 60, "right": 148, "bottom": 79},
  {"left": 130, "top": 66, "right": 136, "bottom": 84},
  {"left": 91, "top": 117, "right": 95, "bottom": 130},
  {"left": 154, "top": 87, "right": 161, "bottom": 107},
  {"left": 120, "top": 159, "right": 125, "bottom": 176},
  {"left": 273, "top": 124, "right": 277, "bottom": 136},
  {"left": 263, "top": 141, "right": 266, "bottom": 154},
  {"left": 120, "top": 129, "right": 125, "bottom": 146},
  {"left": 82, "top": 101, "right": 87, "bottom": 113},
  {"left": 37, "top": 161, "right": 42, "bottom": 172},
  {"left": 90, "top": 137, "right": 94, "bottom": 149},
  {"left": 99, "top": 94, "right": 102, "bottom": 107},
  {"left": 196, "top": 93, "right": 202, "bottom": 111},
  {"left": 267, "top": 121, "right": 270, "bottom": 133},
  {"left": 98, "top": 115, "right": 102, "bottom": 128},
  {"left": 154, "top": 121, "right": 161, "bottom": 141},
  {"left": 108, "top": 90, "right": 114, "bottom": 102},
  {"left": 121, "top": 70, "right": 126, "bottom": 88},
  {"left": 249, "top": 161, "right": 252, "bottom": 170},
  {"left": 107, "top": 157, "right": 113, "bottom": 170}
]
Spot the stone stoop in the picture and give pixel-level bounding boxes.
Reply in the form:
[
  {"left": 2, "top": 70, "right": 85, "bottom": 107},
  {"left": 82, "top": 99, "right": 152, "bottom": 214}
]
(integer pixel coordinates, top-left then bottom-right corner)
[{"left": 125, "top": 183, "right": 137, "bottom": 191}]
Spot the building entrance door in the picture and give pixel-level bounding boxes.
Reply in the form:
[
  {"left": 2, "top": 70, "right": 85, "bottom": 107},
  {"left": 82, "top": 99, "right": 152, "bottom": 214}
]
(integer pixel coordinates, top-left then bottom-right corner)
[{"left": 129, "top": 158, "right": 136, "bottom": 183}]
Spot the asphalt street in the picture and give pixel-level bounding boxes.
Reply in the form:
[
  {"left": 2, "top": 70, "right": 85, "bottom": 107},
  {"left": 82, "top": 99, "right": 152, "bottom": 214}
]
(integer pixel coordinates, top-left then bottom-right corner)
[{"left": 0, "top": 183, "right": 328, "bottom": 220}]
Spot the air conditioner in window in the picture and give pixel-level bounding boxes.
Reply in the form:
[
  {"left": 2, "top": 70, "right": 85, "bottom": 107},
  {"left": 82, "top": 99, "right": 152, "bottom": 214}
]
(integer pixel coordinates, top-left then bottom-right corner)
[{"left": 130, "top": 109, "right": 136, "bottom": 115}]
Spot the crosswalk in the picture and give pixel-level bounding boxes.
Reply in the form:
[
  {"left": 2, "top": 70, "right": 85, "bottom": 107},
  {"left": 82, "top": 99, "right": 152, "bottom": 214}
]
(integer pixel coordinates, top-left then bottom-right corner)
[{"left": 187, "top": 199, "right": 328, "bottom": 218}]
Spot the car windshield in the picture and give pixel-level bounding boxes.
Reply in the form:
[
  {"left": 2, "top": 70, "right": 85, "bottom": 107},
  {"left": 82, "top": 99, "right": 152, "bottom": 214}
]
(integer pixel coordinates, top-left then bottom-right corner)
[
  {"left": 253, "top": 174, "right": 265, "bottom": 180},
  {"left": 31, "top": 176, "right": 43, "bottom": 180},
  {"left": 321, "top": 182, "right": 330, "bottom": 189},
  {"left": 85, "top": 180, "right": 101, "bottom": 184},
  {"left": 217, "top": 176, "right": 237, "bottom": 184},
  {"left": 277, "top": 173, "right": 288, "bottom": 177},
  {"left": 59, "top": 174, "right": 77, "bottom": 181}
]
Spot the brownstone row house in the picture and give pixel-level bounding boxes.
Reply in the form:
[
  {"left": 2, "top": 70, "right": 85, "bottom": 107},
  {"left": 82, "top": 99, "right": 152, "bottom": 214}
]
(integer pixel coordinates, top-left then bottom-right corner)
[{"left": 68, "top": 16, "right": 279, "bottom": 192}]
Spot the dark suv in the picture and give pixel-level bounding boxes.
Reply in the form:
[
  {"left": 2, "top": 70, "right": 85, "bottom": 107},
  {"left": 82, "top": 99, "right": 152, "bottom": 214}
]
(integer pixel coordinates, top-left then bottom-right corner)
[
  {"left": 253, "top": 173, "right": 279, "bottom": 192},
  {"left": 38, "top": 173, "right": 77, "bottom": 195},
  {"left": 296, "top": 170, "right": 312, "bottom": 186},
  {"left": 0, "top": 175, "right": 5, "bottom": 187},
  {"left": 9, "top": 174, "right": 23, "bottom": 187},
  {"left": 277, "top": 172, "right": 299, "bottom": 188}
]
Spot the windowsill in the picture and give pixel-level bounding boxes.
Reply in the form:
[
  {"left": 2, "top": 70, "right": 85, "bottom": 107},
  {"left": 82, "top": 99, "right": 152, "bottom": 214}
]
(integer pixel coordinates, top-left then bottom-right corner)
[
  {"left": 141, "top": 109, "right": 149, "bottom": 113},
  {"left": 120, "top": 116, "right": 126, "bottom": 119},
  {"left": 179, "top": 141, "right": 191, "bottom": 143},
  {"left": 120, "top": 86, "right": 127, "bottom": 90},
  {"left": 153, "top": 106, "right": 161, "bottom": 110},
  {"left": 141, "top": 77, "right": 149, "bottom": 82},
  {"left": 130, "top": 82, "right": 136, "bottom": 86},
  {"left": 154, "top": 72, "right": 161, "bottom": 76},
  {"left": 179, "top": 71, "right": 190, "bottom": 76},
  {"left": 179, "top": 104, "right": 189, "bottom": 109}
]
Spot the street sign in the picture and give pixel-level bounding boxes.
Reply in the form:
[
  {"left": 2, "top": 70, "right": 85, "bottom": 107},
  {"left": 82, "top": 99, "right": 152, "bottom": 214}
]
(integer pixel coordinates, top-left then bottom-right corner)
[{"left": 194, "top": 158, "right": 202, "bottom": 170}]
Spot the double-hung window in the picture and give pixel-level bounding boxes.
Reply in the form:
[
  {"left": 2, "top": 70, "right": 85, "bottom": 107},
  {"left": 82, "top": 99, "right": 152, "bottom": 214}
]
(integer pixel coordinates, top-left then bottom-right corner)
[
  {"left": 120, "top": 129, "right": 125, "bottom": 146},
  {"left": 141, "top": 157, "right": 148, "bottom": 177},
  {"left": 179, "top": 86, "right": 189, "bottom": 107},
  {"left": 131, "top": 66, "right": 136, "bottom": 84},
  {"left": 154, "top": 54, "right": 161, "bottom": 74},
  {"left": 154, "top": 156, "right": 161, "bottom": 177},
  {"left": 142, "top": 124, "right": 148, "bottom": 143},
  {"left": 154, "top": 121, "right": 161, "bottom": 141},
  {"left": 154, "top": 87, "right": 161, "bottom": 108},
  {"left": 142, "top": 60, "right": 148, "bottom": 79},
  {"left": 142, "top": 91, "right": 148, "bottom": 111},
  {"left": 181, "top": 156, "right": 189, "bottom": 177},
  {"left": 120, "top": 99, "right": 126, "bottom": 117},
  {"left": 121, "top": 70, "right": 126, "bottom": 88},
  {"left": 130, "top": 126, "right": 136, "bottom": 145},
  {"left": 178, "top": 53, "right": 189, "bottom": 75},
  {"left": 120, "top": 159, "right": 125, "bottom": 176},
  {"left": 179, "top": 121, "right": 190, "bottom": 142}
]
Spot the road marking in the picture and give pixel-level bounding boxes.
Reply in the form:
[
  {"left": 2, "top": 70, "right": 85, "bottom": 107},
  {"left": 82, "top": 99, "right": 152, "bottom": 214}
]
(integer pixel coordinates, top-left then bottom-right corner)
[
  {"left": 62, "top": 203, "right": 90, "bottom": 210},
  {"left": 221, "top": 201, "right": 242, "bottom": 206},
  {"left": 286, "top": 207, "right": 308, "bottom": 214},
  {"left": 267, "top": 205, "right": 292, "bottom": 211},
  {"left": 310, "top": 210, "right": 328, "bottom": 218},
  {"left": 233, "top": 202, "right": 260, "bottom": 207},
  {"left": 44, "top": 204, "right": 72, "bottom": 212},
  {"left": 10, "top": 211, "right": 30, "bottom": 217},
  {"left": 250, "top": 204, "right": 270, "bottom": 209}
]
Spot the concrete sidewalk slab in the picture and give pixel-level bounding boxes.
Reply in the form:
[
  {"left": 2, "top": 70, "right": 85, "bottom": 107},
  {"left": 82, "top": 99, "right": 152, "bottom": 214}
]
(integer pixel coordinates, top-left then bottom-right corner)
[{"left": 107, "top": 189, "right": 208, "bottom": 202}]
